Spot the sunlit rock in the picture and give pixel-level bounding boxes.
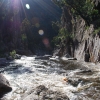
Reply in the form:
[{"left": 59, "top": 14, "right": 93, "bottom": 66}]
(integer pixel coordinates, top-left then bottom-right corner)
[
  {"left": 35, "top": 55, "right": 52, "bottom": 60},
  {"left": 15, "top": 54, "right": 21, "bottom": 59},
  {"left": 21, "top": 85, "right": 69, "bottom": 100},
  {"left": 0, "top": 74, "right": 12, "bottom": 98}
]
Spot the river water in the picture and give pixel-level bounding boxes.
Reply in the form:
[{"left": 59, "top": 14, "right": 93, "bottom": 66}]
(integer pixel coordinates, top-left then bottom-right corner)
[{"left": 1, "top": 56, "right": 100, "bottom": 100}]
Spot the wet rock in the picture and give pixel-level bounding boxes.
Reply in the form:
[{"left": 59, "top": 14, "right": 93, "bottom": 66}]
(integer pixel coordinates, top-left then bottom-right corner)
[
  {"left": 60, "top": 60, "right": 87, "bottom": 70},
  {"left": 64, "top": 53, "right": 72, "bottom": 58},
  {"left": 53, "top": 49, "right": 61, "bottom": 57},
  {"left": 35, "top": 55, "right": 52, "bottom": 60},
  {"left": 0, "top": 74, "right": 12, "bottom": 98},
  {"left": 76, "top": 69, "right": 92, "bottom": 75},
  {"left": 49, "top": 56, "right": 60, "bottom": 62},
  {"left": 21, "top": 85, "right": 69, "bottom": 100},
  {"left": 6, "top": 56, "right": 13, "bottom": 60},
  {"left": 61, "top": 56, "right": 77, "bottom": 61},
  {"left": 6, "top": 54, "right": 21, "bottom": 60},
  {"left": 15, "top": 54, "right": 21, "bottom": 59},
  {"left": 67, "top": 78, "right": 84, "bottom": 87},
  {"left": 68, "top": 58, "right": 77, "bottom": 60},
  {"left": 36, "top": 85, "right": 48, "bottom": 95}
]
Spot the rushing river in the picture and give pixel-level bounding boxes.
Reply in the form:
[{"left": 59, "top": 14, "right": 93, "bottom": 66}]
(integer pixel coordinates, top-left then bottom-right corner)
[{"left": 1, "top": 56, "right": 100, "bottom": 100}]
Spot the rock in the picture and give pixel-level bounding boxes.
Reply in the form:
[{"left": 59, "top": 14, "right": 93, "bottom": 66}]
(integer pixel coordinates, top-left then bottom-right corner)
[
  {"left": 0, "top": 74, "right": 12, "bottom": 98},
  {"left": 21, "top": 85, "right": 69, "bottom": 100},
  {"left": 76, "top": 69, "right": 93, "bottom": 75},
  {"left": 60, "top": 60, "right": 88, "bottom": 70},
  {"left": 36, "top": 85, "right": 48, "bottom": 95},
  {"left": 35, "top": 55, "right": 52, "bottom": 60},
  {"left": 61, "top": 56, "right": 77, "bottom": 61},
  {"left": 84, "top": 53, "right": 90, "bottom": 62},
  {"left": 68, "top": 79, "right": 80, "bottom": 87},
  {"left": 6, "top": 54, "right": 21, "bottom": 60},
  {"left": 6, "top": 56, "right": 13, "bottom": 60},
  {"left": 15, "top": 54, "right": 21, "bottom": 59},
  {"left": 49, "top": 56, "right": 60, "bottom": 62},
  {"left": 64, "top": 53, "right": 72, "bottom": 58},
  {"left": 68, "top": 58, "right": 77, "bottom": 60},
  {"left": 54, "top": 4, "right": 100, "bottom": 63}
]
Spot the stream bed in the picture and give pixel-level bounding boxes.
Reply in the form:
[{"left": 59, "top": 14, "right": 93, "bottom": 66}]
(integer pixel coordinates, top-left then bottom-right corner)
[{"left": 1, "top": 56, "right": 100, "bottom": 100}]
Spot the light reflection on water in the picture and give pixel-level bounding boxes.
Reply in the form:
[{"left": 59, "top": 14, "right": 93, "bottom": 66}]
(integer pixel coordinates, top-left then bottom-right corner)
[{"left": 1, "top": 56, "right": 100, "bottom": 100}]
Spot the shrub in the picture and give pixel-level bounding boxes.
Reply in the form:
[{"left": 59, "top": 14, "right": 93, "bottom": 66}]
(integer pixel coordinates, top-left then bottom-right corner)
[{"left": 10, "top": 50, "right": 16, "bottom": 59}]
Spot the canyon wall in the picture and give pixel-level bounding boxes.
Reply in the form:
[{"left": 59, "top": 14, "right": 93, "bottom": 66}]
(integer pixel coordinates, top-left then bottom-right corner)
[{"left": 56, "top": 6, "right": 100, "bottom": 62}]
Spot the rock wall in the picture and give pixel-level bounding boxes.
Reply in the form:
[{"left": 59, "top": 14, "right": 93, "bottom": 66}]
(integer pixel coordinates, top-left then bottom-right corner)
[
  {"left": 73, "top": 20, "right": 100, "bottom": 62},
  {"left": 57, "top": 6, "right": 100, "bottom": 63}
]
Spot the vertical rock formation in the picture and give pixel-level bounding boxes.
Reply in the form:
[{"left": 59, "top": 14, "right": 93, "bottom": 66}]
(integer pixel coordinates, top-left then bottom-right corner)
[{"left": 57, "top": 5, "right": 100, "bottom": 62}]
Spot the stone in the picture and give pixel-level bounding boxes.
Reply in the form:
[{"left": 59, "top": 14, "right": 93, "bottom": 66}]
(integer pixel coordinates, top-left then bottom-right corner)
[
  {"left": 0, "top": 74, "right": 12, "bottom": 98},
  {"left": 35, "top": 55, "right": 52, "bottom": 60},
  {"left": 64, "top": 53, "right": 72, "bottom": 58},
  {"left": 53, "top": 5, "right": 100, "bottom": 63},
  {"left": 15, "top": 54, "right": 21, "bottom": 59},
  {"left": 21, "top": 85, "right": 69, "bottom": 100},
  {"left": 6, "top": 56, "right": 13, "bottom": 60}
]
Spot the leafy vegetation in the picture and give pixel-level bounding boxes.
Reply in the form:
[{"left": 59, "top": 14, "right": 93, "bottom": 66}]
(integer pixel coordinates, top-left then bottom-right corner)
[
  {"left": 53, "top": 0, "right": 100, "bottom": 25},
  {"left": 21, "top": 18, "right": 31, "bottom": 33},
  {"left": 21, "top": 34, "right": 27, "bottom": 41},
  {"left": 10, "top": 50, "right": 16, "bottom": 59},
  {"left": 52, "top": 0, "right": 100, "bottom": 45},
  {"left": 52, "top": 26, "right": 73, "bottom": 46},
  {"left": 93, "top": 27, "right": 100, "bottom": 34},
  {"left": 0, "top": 0, "right": 61, "bottom": 55}
]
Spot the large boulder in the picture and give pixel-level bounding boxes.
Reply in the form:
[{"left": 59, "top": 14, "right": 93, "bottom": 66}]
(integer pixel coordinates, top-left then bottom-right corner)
[{"left": 0, "top": 74, "right": 12, "bottom": 98}]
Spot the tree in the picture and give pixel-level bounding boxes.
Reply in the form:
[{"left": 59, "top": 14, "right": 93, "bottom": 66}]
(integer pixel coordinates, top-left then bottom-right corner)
[
  {"left": 53, "top": 0, "right": 99, "bottom": 25},
  {"left": 20, "top": 18, "right": 31, "bottom": 49}
]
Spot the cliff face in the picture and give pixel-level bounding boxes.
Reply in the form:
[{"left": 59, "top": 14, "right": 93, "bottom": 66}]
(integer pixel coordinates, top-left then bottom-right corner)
[
  {"left": 57, "top": 6, "right": 100, "bottom": 62},
  {"left": 73, "top": 19, "right": 100, "bottom": 62}
]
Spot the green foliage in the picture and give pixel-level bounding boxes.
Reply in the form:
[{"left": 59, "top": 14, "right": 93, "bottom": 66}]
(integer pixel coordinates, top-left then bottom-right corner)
[
  {"left": 53, "top": 0, "right": 100, "bottom": 25},
  {"left": 52, "top": 27, "right": 73, "bottom": 46},
  {"left": 20, "top": 18, "right": 31, "bottom": 49},
  {"left": 21, "top": 34, "right": 27, "bottom": 41},
  {"left": 93, "top": 27, "right": 100, "bottom": 34},
  {"left": 21, "top": 18, "right": 31, "bottom": 32},
  {"left": 52, "top": 19, "right": 73, "bottom": 47},
  {"left": 10, "top": 50, "right": 16, "bottom": 59},
  {"left": 52, "top": 0, "right": 64, "bottom": 7},
  {"left": 59, "top": 28, "right": 74, "bottom": 39},
  {"left": 52, "top": 21, "right": 60, "bottom": 33}
]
